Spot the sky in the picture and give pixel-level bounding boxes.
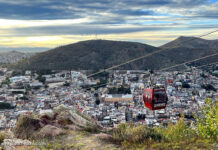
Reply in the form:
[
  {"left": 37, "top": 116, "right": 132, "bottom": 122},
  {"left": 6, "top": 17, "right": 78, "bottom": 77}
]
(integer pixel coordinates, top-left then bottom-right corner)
[{"left": 0, "top": 0, "right": 218, "bottom": 51}]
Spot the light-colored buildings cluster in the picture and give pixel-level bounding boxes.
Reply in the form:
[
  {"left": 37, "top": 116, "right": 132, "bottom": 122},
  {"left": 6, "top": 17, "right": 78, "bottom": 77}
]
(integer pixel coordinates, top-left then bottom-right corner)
[{"left": 0, "top": 67, "right": 217, "bottom": 130}]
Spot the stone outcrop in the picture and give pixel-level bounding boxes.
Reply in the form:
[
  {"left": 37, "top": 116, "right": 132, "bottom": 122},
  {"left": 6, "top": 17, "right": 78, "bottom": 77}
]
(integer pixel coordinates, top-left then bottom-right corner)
[
  {"left": 37, "top": 125, "right": 64, "bottom": 138},
  {"left": 1, "top": 138, "right": 33, "bottom": 150},
  {"left": 14, "top": 104, "right": 102, "bottom": 139}
]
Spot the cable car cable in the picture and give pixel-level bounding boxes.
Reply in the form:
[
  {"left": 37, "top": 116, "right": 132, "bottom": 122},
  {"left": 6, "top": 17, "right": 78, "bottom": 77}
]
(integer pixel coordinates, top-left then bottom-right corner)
[
  {"left": 87, "top": 28, "right": 218, "bottom": 78},
  {"left": 84, "top": 54, "right": 218, "bottom": 90},
  {"left": 159, "top": 52, "right": 218, "bottom": 71},
  {"left": 194, "top": 61, "right": 218, "bottom": 69}
]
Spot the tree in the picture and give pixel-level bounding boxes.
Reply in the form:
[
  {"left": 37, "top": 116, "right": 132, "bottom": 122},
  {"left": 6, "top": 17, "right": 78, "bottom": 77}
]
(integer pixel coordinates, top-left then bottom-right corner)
[
  {"left": 95, "top": 99, "right": 100, "bottom": 105},
  {"left": 11, "top": 70, "right": 25, "bottom": 77},
  {"left": 63, "top": 81, "right": 70, "bottom": 86},
  {"left": 36, "top": 69, "right": 52, "bottom": 75},
  {"left": 201, "top": 84, "right": 217, "bottom": 92},
  {"left": 1, "top": 77, "right": 10, "bottom": 85},
  {"left": 192, "top": 89, "right": 199, "bottom": 96},
  {"left": 182, "top": 82, "right": 190, "bottom": 88},
  {"left": 20, "top": 96, "right": 28, "bottom": 100},
  {"left": 37, "top": 75, "right": 46, "bottom": 84},
  {"left": 0, "top": 102, "right": 14, "bottom": 109}
]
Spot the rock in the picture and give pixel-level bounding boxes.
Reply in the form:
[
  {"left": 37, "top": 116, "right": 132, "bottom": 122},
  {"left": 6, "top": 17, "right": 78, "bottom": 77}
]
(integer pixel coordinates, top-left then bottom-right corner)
[
  {"left": 54, "top": 104, "right": 102, "bottom": 131},
  {"left": 96, "top": 133, "right": 113, "bottom": 141},
  {"left": 38, "top": 125, "right": 64, "bottom": 138},
  {"left": 1, "top": 138, "right": 34, "bottom": 150},
  {"left": 14, "top": 115, "right": 41, "bottom": 139},
  {"left": 2, "top": 138, "right": 32, "bottom": 146},
  {"left": 13, "top": 104, "right": 102, "bottom": 140},
  {"left": 65, "top": 124, "right": 81, "bottom": 130},
  {"left": 56, "top": 110, "right": 73, "bottom": 126},
  {"left": 53, "top": 104, "right": 69, "bottom": 114},
  {"left": 40, "top": 111, "right": 55, "bottom": 121}
]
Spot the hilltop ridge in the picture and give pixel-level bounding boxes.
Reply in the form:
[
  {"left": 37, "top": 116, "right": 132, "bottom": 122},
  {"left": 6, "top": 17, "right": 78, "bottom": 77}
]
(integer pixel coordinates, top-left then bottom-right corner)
[{"left": 14, "top": 37, "right": 218, "bottom": 71}]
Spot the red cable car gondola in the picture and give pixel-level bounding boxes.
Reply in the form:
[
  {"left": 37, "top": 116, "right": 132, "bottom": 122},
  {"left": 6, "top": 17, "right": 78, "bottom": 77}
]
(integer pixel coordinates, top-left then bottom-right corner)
[
  {"left": 143, "top": 85, "right": 168, "bottom": 110},
  {"left": 142, "top": 70, "right": 168, "bottom": 110}
]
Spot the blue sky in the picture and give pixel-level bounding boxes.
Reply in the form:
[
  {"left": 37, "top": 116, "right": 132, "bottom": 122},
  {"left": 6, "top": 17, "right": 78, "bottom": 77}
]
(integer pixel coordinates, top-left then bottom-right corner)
[{"left": 0, "top": 0, "right": 217, "bottom": 50}]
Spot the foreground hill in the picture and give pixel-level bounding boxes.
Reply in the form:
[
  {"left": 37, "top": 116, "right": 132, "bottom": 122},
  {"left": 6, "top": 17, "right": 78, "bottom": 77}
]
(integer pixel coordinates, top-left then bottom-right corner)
[{"left": 15, "top": 38, "right": 218, "bottom": 71}]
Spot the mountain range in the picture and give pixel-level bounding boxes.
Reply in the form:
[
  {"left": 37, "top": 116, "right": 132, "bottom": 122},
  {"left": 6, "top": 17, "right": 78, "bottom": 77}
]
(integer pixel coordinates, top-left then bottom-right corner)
[{"left": 14, "top": 37, "right": 218, "bottom": 71}]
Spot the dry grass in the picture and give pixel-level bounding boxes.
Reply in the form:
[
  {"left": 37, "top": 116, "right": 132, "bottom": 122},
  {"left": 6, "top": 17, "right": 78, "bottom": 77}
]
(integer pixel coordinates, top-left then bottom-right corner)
[{"left": 31, "top": 130, "right": 119, "bottom": 150}]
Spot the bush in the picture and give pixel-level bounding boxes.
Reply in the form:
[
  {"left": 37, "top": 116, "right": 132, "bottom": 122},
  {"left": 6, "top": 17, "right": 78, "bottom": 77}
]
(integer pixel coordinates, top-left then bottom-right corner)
[
  {"left": 112, "top": 114, "right": 217, "bottom": 149},
  {"left": 0, "top": 132, "right": 5, "bottom": 144},
  {"left": 195, "top": 98, "right": 218, "bottom": 142},
  {"left": 156, "top": 116, "right": 196, "bottom": 142},
  {"left": 113, "top": 123, "right": 128, "bottom": 143},
  {"left": 113, "top": 123, "right": 162, "bottom": 148}
]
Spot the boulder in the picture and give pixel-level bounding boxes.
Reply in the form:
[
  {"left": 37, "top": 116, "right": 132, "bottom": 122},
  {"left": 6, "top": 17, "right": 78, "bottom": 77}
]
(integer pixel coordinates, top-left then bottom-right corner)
[
  {"left": 40, "top": 111, "right": 55, "bottom": 121},
  {"left": 14, "top": 104, "right": 102, "bottom": 140},
  {"left": 37, "top": 125, "right": 64, "bottom": 138},
  {"left": 14, "top": 115, "right": 41, "bottom": 139},
  {"left": 2, "top": 138, "right": 32, "bottom": 146},
  {"left": 54, "top": 104, "right": 102, "bottom": 131},
  {"left": 1, "top": 138, "right": 34, "bottom": 150}
]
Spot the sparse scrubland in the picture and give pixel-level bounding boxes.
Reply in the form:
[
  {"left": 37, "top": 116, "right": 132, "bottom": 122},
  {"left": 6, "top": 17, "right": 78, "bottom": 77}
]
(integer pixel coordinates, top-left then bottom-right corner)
[
  {"left": 0, "top": 98, "right": 217, "bottom": 150},
  {"left": 112, "top": 98, "right": 218, "bottom": 149}
]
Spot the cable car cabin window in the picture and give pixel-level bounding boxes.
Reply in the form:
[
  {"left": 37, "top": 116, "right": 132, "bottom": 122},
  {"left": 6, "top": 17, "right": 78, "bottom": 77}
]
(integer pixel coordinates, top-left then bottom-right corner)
[
  {"left": 153, "top": 90, "right": 167, "bottom": 103},
  {"left": 146, "top": 91, "right": 150, "bottom": 103},
  {"left": 144, "top": 91, "right": 150, "bottom": 103}
]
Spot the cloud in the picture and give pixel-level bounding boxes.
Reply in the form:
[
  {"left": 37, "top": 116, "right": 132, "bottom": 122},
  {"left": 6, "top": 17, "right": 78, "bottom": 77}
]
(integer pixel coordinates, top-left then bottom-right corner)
[
  {"left": 0, "top": 18, "right": 92, "bottom": 29},
  {"left": 9, "top": 24, "right": 169, "bottom": 36},
  {"left": 0, "top": 0, "right": 217, "bottom": 48},
  {"left": 0, "top": 0, "right": 212, "bottom": 20}
]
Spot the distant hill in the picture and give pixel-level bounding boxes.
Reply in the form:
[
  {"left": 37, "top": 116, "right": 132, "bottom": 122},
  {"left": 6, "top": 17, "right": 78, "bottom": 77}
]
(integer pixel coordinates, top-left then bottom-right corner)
[
  {"left": 161, "top": 36, "right": 218, "bottom": 49},
  {"left": 0, "top": 47, "right": 49, "bottom": 53},
  {"left": 15, "top": 38, "right": 218, "bottom": 71},
  {"left": 15, "top": 40, "right": 173, "bottom": 70},
  {"left": 159, "top": 37, "right": 218, "bottom": 67},
  {"left": 0, "top": 51, "right": 34, "bottom": 64}
]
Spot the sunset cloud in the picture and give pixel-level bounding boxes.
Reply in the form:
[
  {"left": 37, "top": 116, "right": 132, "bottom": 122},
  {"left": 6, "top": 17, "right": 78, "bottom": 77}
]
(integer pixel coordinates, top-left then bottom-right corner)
[{"left": 0, "top": 0, "right": 217, "bottom": 50}]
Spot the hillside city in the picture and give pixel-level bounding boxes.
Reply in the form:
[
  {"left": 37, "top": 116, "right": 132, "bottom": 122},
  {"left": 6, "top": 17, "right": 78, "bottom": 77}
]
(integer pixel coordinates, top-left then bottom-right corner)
[
  {"left": 1, "top": 0, "right": 218, "bottom": 148},
  {"left": 0, "top": 66, "right": 217, "bottom": 130}
]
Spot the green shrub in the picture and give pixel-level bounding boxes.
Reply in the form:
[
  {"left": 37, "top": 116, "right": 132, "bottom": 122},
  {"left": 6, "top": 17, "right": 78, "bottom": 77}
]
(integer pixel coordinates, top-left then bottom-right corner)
[
  {"left": 113, "top": 123, "right": 128, "bottom": 143},
  {"left": 195, "top": 98, "right": 218, "bottom": 142},
  {"left": 113, "top": 123, "right": 162, "bottom": 148},
  {"left": 156, "top": 116, "right": 196, "bottom": 142},
  {"left": 0, "top": 132, "right": 5, "bottom": 144}
]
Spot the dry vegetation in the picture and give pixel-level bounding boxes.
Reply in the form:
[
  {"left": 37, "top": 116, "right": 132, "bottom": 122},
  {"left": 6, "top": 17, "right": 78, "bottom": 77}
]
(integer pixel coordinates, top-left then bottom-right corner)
[{"left": 112, "top": 98, "right": 218, "bottom": 150}]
